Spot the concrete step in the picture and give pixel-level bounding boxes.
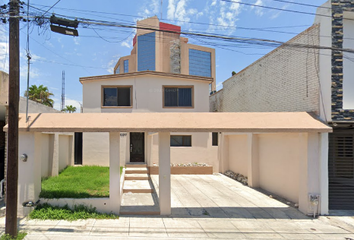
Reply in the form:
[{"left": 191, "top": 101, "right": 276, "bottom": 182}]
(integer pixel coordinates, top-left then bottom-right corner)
[
  {"left": 123, "top": 180, "right": 153, "bottom": 193},
  {"left": 125, "top": 173, "right": 150, "bottom": 180},
  {"left": 125, "top": 164, "right": 147, "bottom": 168},
  {"left": 125, "top": 167, "right": 148, "bottom": 174}
]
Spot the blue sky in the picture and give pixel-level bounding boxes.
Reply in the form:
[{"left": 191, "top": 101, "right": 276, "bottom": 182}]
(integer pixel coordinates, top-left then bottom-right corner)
[{"left": 0, "top": 0, "right": 328, "bottom": 111}]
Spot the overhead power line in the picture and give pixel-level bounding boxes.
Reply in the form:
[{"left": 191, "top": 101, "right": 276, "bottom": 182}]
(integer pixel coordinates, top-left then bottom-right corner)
[
  {"left": 27, "top": 3, "right": 312, "bottom": 36},
  {"left": 269, "top": 0, "right": 330, "bottom": 10},
  {"left": 220, "top": 0, "right": 334, "bottom": 19},
  {"left": 18, "top": 10, "right": 354, "bottom": 54},
  {"left": 40, "top": 0, "right": 61, "bottom": 18}
]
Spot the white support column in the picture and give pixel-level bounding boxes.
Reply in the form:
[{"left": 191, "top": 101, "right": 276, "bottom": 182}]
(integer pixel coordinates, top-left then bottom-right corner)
[
  {"left": 109, "top": 132, "right": 120, "bottom": 214},
  {"left": 158, "top": 132, "right": 171, "bottom": 215},
  {"left": 219, "top": 133, "right": 229, "bottom": 173},
  {"left": 319, "top": 133, "right": 329, "bottom": 215},
  {"left": 51, "top": 133, "right": 59, "bottom": 176},
  {"left": 247, "top": 133, "right": 259, "bottom": 188}
]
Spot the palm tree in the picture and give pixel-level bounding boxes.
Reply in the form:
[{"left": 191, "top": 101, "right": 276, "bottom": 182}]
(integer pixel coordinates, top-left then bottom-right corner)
[
  {"left": 62, "top": 105, "right": 77, "bottom": 113},
  {"left": 24, "top": 84, "right": 54, "bottom": 108}
]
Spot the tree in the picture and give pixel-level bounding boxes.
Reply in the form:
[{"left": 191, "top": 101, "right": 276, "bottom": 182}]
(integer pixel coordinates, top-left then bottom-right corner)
[
  {"left": 232, "top": 71, "right": 237, "bottom": 76},
  {"left": 24, "top": 84, "right": 54, "bottom": 108},
  {"left": 62, "top": 105, "right": 77, "bottom": 113}
]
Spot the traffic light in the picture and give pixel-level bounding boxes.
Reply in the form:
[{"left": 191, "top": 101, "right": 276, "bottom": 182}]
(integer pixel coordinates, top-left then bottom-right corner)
[{"left": 50, "top": 14, "right": 79, "bottom": 36}]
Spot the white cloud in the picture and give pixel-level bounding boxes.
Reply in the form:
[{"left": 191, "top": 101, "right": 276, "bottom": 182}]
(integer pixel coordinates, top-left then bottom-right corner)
[
  {"left": 167, "top": 0, "right": 201, "bottom": 24},
  {"left": 121, "top": 33, "right": 135, "bottom": 49},
  {"left": 53, "top": 97, "right": 82, "bottom": 112},
  {"left": 216, "top": 82, "right": 223, "bottom": 90},
  {"left": 208, "top": 0, "right": 241, "bottom": 34},
  {"left": 73, "top": 37, "right": 80, "bottom": 45},
  {"left": 167, "top": 0, "right": 176, "bottom": 19},
  {"left": 138, "top": 0, "right": 160, "bottom": 18},
  {"left": 251, "top": 0, "right": 264, "bottom": 16},
  {"left": 106, "top": 54, "right": 120, "bottom": 74},
  {"left": 270, "top": 3, "right": 289, "bottom": 19}
]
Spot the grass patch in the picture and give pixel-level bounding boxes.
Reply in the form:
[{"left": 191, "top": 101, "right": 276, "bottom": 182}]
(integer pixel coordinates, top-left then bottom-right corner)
[
  {"left": 40, "top": 166, "right": 123, "bottom": 199},
  {"left": 29, "top": 203, "right": 119, "bottom": 220},
  {"left": 0, "top": 232, "right": 27, "bottom": 240}
]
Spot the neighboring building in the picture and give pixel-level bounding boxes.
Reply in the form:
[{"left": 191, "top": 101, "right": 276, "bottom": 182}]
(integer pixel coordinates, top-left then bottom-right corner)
[
  {"left": 210, "top": 0, "right": 354, "bottom": 211},
  {"left": 113, "top": 16, "right": 216, "bottom": 93},
  {"left": 0, "top": 71, "right": 60, "bottom": 182},
  {"left": 80, "top": 17, "right": 219, "bottom": 171}
]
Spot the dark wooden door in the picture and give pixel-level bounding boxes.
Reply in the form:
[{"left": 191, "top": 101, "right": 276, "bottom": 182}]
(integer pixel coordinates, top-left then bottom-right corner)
[
  {"left": 130, "top": 132, "right": 145, "bottom": 162},
  {"left": 74, "top": 132, "right": 83, "bottom": 165}
]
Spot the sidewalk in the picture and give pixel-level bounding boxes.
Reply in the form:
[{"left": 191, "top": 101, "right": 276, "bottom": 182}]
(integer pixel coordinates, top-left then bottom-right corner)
[
  {"left": 0, "top": 216, "right": 352, "bottom": 240},
  {"left": 0, "top": 174, "right": 353, "bottom": 239}
]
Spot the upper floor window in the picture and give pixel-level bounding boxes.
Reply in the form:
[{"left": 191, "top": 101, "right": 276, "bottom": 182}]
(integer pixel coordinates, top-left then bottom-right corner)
[
  {"left": 189, "top": 49, "right": 211, "bottom": 77},
  {"left": 163, "top": 86, "right": 193, "bottom": 108},
  {"left": 102, "top": 86, "right": 132, "bottom": 107},
  {"left": 124, "top": 60, "right": 129, "bottom": 73},
  {"left": 138, "top": 32, "right": 156, "bottom": 71},
  {"left": 115, "top": 65, "right": 120, "bottom": 74}
]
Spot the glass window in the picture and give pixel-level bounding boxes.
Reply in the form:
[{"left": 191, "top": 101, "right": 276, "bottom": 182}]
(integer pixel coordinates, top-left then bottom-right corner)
[
  {"left": 124, "top": 60, "right": 129, "bottom": 73},
  {"left": 171, "top": 135, "right": 192, "bottom": 147},
  {"left": 115, "top": 65, "right": 120, "bottom": 74},
  {"left": 212, "top": 132, "right": 218, "bottom": 146},
  {"left": 103, "top": 87, "right": 131, "bottom": 107},
  {"left": 164, "top": 87, "right": 192, "bottom": 107},
  {"left": 138, "top": 32, "right": 156, "bottom": 71},
  {"left": 189, "top": 49, "right": 211, "bottom": 77},
  {"left": 117, "top": 87, "right": 131, "bottom": 106},
  {"left": 103, "top": 88, "right": 118, "bottom": 106}
]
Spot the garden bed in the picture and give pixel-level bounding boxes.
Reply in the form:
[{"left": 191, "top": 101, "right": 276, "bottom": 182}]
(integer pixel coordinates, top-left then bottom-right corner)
[{"left": 149, "top": 163, "right": 212, "bottom": 175}]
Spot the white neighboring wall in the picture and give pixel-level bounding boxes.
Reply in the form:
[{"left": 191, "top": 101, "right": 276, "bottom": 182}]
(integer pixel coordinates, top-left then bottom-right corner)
[
  {"left": 220, "top": 132, "right": 329, "bottom": 215},
  {"left": 343, "top": 14, "right": 354, "bottom": 110}
]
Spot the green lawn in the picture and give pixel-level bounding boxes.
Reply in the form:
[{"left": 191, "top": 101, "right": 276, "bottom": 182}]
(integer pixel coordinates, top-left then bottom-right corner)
[{"left": 40, "top": 166, "right": 123, "bottom": 199}]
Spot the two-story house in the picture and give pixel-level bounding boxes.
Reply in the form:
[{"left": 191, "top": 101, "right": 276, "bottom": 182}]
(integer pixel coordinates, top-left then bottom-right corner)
[
  {"left": 80, "top": 17, "right": 219, "bottom": 171},
  {"left": 210, "top": 0, "right": 354, "bottom": 211}
]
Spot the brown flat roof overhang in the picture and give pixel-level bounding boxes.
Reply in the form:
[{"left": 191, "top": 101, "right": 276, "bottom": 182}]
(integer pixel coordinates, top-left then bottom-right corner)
[{"left": 4, "top": 112, "right": 332, "bottom": 133}]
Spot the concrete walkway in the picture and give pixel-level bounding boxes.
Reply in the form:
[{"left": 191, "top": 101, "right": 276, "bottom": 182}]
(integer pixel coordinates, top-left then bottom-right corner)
[{"left": 1, "top": 174, "right": 354, "bottom": 239}]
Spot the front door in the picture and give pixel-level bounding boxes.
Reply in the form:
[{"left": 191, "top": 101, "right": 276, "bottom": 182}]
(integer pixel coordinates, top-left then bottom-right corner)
[{"left": 130, "top": 132, "right": 145, "bottom": 162}]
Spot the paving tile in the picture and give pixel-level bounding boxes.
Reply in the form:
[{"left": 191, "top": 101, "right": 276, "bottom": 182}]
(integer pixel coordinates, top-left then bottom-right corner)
[
  {"left": 90, "top": 226, "right": 129, "bottom": 236},
  {"left": 242, "top": 232, "right": 284, "bottom": 239}
]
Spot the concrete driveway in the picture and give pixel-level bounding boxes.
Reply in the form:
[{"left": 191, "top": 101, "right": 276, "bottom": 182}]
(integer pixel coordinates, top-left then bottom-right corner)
[{"left": 2, "top": 174, "right": 354, "bottom": 239}]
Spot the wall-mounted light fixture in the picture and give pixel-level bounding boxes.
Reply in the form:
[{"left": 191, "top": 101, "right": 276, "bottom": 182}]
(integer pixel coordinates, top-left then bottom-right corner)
[{"left": 20, "top": 154, "right": 28, "bottom": 162}]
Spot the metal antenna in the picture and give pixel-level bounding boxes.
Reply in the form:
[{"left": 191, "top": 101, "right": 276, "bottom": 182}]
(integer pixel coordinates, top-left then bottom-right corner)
[
  {"left": 161, "top": 0, "right": 163, "bottom": 19},
  {"left": 61, "top": 70, "right": 65, "bottom": 111}
]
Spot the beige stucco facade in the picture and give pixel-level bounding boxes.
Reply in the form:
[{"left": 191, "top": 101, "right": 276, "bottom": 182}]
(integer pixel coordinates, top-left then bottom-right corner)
[
  {"left": 80, "top": 72, "right": 218, "bottom": 168},
  {"left": 9, "top": 112, "right": 331, "bottom": 216}
]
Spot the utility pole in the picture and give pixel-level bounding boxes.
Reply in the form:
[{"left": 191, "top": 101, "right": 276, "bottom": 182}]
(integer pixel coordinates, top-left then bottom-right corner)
[{"left": 6, "top": 0, "right": 20, "bottom": 237}]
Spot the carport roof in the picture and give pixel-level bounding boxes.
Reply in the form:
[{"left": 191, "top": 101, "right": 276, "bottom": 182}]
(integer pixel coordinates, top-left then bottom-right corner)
[{"left": 4, "top": 112, "right": 332, "bottom": 133}]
